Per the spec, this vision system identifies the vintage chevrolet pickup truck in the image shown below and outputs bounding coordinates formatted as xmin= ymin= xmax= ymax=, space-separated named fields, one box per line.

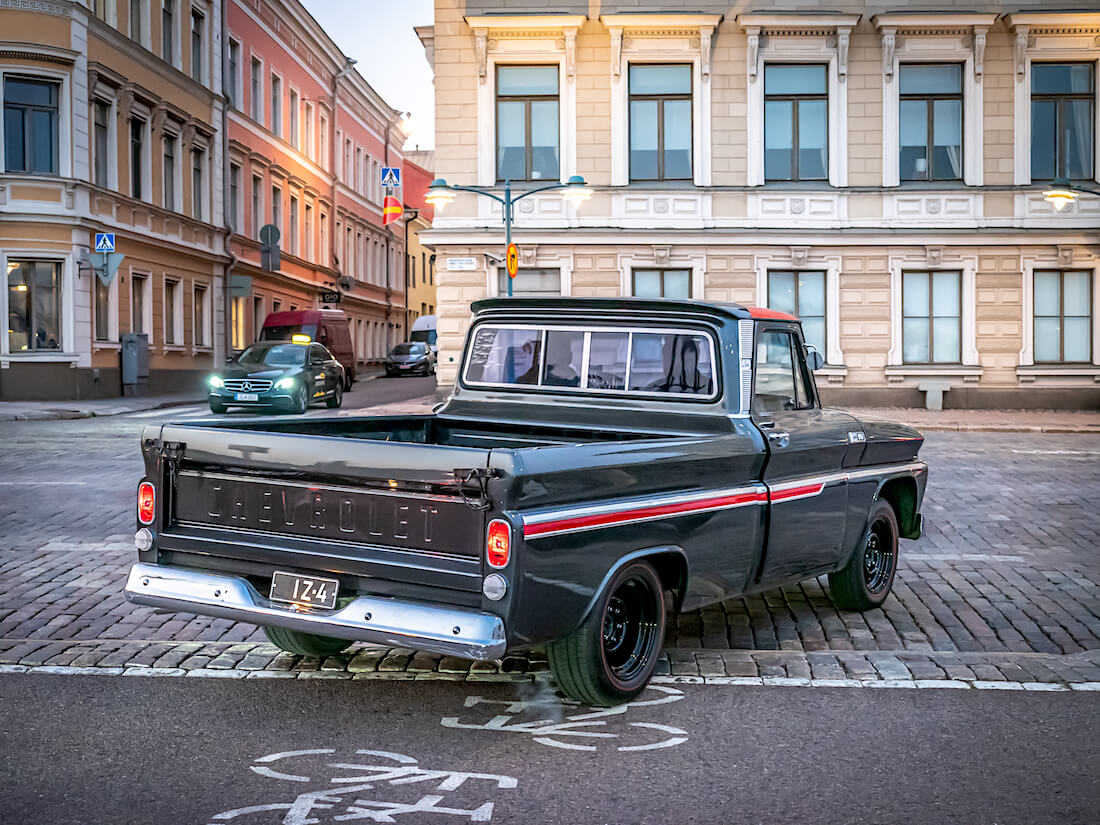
xmin=125 ymin=298 xmax=927 ymax=705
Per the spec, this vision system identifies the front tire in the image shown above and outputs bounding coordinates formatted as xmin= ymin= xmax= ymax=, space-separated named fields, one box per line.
xmin=209 ymin=400 xmax=227 ymax=414
xmin=326 ymin=383 xmax=343 ymax=408
xmin=292 ymin=385 xmax=309 ymax=414
xmin=547 ymin=561 xmax=665 ymax=707
xmin=264 ymin=626 xmax=352 ymax=657
xmin=828 ymin=499 xmax=899 ymax=611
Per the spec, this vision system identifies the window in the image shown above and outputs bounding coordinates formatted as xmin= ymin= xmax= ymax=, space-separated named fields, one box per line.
xmin=272 ymin=299 xmax=281 ymax=314
xmin=464 ymin=324 xmax=715 ymax=398
xmin=764 ymin=65 xmax=827 ymax=181
xmin=1031 ymin=63 xmax=1095 ymax=181
xmin=130 ymin=0 xmax=143 ymax=42
xmin=7 ymin=261 xmax=61 ymax=351
xmin=164 ymin=278 xmax=179 ymax=344
xmin=4 ymin=77 xmax=60 ymax=174
xmin=251 ymin=174 xmax=262 ymax=237
xmin=270 ymin=73 xmax=281 ymax=136
xmin=228 ymin=162 xmax=240 ymax=231
xmin=902 ymin=271 xmax=961 ymax=364
xmin=270 ymin=185 xmax=280 ymax=235
xmin=161 ymin=0 xmax=174 ymax=64
xmin=190 ymin=8 xmax=204 ymax=82
xmin=191 ymin=147 xmax=204 ymax=220
xmin=754 ymin=329 xmax=812 ymax=413
xmin=250 ymin=56 xmax=262 ymax=122
xmin=227 ymin=39 xmax=240 ymax=107
xmin=289 ymin=195 xmax=298 ymax=255
xmin=93 ymin=0 xmax=108 ymax=21
xmin=231 ymin=295 xmax=246 ymax=350
xmin=768 ymin=271 xmax=826 ymax=357
xmin=93 ymin=99 xmax=110 ymax=187
xmin=319 ymin=211 xmax=328 ymax=266
xmin=303 ymin=102 xmax=313 ymax=158
xmin=131 ymin=273 xmax=148 ymax=334
xmin=497 ymin=268 xmax=561 ymax=296
xmin=628 ymin=64 xmax=692 ymax=181
xmin=130 ymin=117 xmax=145 ymax=199
xmin=289 ymin=89 xmax=299 ymax=148
xmin=94 ymin=275 xmax=111 ymax=342
xmin=319 ymin=112 xmax=328 ymax=169
xmin=1034 ymin=270 xmax=1092 ymax=363
xmin=355 ymin=147 xmax=362 ymax=191
xmin=899 ymin=64 xmax=963 ymax=181
xmin=193 ymin=283 xmax=208 ymax=346
xmin=162 ymin=134 xmax=177 ymax=209
xmin=632 ymin=269 xmax=690 ymax=299
xmin=496 ymin=65 xmax=559 ymax=182
xmin=304 ymin=203 xmax=313 ymax=259
xmin=252 ymin=295 xmax=264 ymax=342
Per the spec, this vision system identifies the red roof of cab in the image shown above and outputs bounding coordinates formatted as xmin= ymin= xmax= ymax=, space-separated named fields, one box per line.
xmin=745 ymin=306 xmax=800 ymax=322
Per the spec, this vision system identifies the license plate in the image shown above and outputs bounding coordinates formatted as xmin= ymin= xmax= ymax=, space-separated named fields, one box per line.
xmin=235 ymin=392 xmax=259 ymax=401
xmin=399 ymin=364 xmax=413 ymax=369
xmin=269 ymin=571 xmax=339 ymax=609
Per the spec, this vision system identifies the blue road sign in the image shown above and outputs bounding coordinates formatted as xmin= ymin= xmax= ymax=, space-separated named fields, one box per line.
xmin=94 ymin=232 xmax=116 ymax=252
xmin=381 ymin=167 xmax=401 ymax=188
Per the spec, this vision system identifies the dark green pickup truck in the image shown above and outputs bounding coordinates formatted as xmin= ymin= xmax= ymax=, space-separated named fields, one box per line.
xmin=125 ymin=298 xmax=927 ymax=705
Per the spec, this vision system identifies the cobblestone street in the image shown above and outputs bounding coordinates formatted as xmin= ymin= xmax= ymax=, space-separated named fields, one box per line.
xmin=1 ymin=413 xmax=1098 ymax=687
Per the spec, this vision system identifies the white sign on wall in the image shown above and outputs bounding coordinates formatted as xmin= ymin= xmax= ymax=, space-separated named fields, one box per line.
xmin=446 ymin=257 xmax=477 ymax=271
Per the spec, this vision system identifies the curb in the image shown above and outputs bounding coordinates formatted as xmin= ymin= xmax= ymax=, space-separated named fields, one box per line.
xmin=0 ymin=396 xmax=198 ymax=422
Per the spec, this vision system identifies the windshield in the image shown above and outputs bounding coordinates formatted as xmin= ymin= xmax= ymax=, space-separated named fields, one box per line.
xmin=410 ymin=329 xmax=437 ymax=346
xmin=262 ymin=323 xmax=318 ymax=342
xmin=393 ymin=343 xmax=427 ymax=356
xmin=238 ymin=343 xmax=306 ymax=366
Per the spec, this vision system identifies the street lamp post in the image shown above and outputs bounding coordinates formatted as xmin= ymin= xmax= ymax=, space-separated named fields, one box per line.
xmin=424 ymin=176 xmax=592 ymax=296
xmin=1043 ymin=177 xmax=1100 ymax=211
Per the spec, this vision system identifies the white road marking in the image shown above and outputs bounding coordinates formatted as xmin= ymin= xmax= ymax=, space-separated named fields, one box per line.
xmin=1011 ymin=449 xmax=1100 ymax=456
xmin=0 ymin=481 xmax=88 ymax=485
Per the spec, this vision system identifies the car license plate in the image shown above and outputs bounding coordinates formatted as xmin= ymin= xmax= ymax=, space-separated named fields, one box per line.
xmin=235 ymin=392 xmax=259 ymax=401
xmin=399 ymin=364 xmax=413 ymax=369
xmin=269 ymin=571 xmax=339 ymax=609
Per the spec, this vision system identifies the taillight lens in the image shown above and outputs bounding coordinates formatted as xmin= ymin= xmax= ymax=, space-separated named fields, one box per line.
xmin=137 ymin=481 xmax=156 ymax=525
xmin=486 ymin=519 xmax=510 ymax=568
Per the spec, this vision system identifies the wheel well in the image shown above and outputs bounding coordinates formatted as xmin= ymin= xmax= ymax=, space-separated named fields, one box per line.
xmin=879 ymin=477 xmax=920 ymax=539
xmin=645 ymin=551 xmax=688 ymax=612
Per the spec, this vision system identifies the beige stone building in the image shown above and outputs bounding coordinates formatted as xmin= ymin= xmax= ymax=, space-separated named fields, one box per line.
xmin=422 ymin=2 xmax=1100 ymax=408
xmin=1 ymin=0 xmax=228 ymax=399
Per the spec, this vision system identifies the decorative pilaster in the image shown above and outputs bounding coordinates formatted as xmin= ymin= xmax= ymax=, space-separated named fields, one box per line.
xmin=973 ymin=26 xmax=987 ymax=79
xmin=746 ymin=27 xmax=760 ymax=81
xmin=837 ymin=27 xmax=850 ymax=81
xmin=609 ymin=27 xmax=622 ymax=78
xmin=474 ymin=28 xmax=487 ymax=84
xmin=564 ymin=27 xmax=577 ymax=80
xmin=881 ymin=28 xmax=896 ymax=81
xmin=1014 ymin=26 xmax=1029 ymax=78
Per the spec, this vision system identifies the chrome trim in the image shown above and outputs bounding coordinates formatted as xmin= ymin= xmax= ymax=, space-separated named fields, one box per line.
xmin=223 ymin=379 xmax=274 ymax=392
xmin=845 ymin=461 xmax=926 ymax=483
xmin=124 ymin=563 xmax=507 ymax=661
xmin=737 ymin=319 xmax=754 ymax=415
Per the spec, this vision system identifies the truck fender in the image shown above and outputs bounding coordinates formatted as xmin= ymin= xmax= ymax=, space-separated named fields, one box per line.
xmin=576 ymin=545 xmax=689 ymax=628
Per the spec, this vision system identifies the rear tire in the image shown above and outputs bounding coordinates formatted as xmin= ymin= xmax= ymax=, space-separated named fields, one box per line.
xmin=264 ymin=626 xmax=352 ymax=657
xmin=828 ymin=499 xmax=899 ymax=611
xmin=209 ymin=401 xmax=226 ymax=414
xmin=326 ymin=383 xmax=343 ymax=408
xmin=547 ymin=560 xmax=665 ymax=707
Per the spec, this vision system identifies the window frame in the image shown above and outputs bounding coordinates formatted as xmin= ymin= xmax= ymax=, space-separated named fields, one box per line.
xmin=460 ymin=322 xmax=721 ymax=402
xmin=189 ymin=6 xmax=205 ymax=84
xmin=129 ymin=269 xmax=153 ymax=342
xmin=898 ymin=62 xmax=964 ymax=182
xmin=3 ymin=75 xmax=61 ymax=176
xmin=163 ymin=275 xmax=182 ymax=346
xmin=901 ymin=269 xmax=963 ymax=365
xmin=250 ymin=172 xmax=263 ymax=238
xmin=752 ymin=326 xmax=818 ymax=413
xmin=631 ymin=268 xmax=693 ymax=299
xmin=270 ymin=71 xmax=282 ymax=137
xmin=1033 ymin=269 xmax=1093 ymax=364
xmin=6 ymin=258 xmax=63 ymax=352
xmin=1030 ymin=61 xmax=1096 ymax=182
xmin=129 ymin=115 xmax=148 ymax=200
xmin=161 ymin=0 xmax=176 ymax=68
xmin=249 ymin=53 xmax=263 ymax=124
xmin=494 ymin=63 xmax=560 ymax=184
xmin=627 ymin=63 xmax=693 ymax=182
xmin=191 ymin=143 xmax=206 ymax=221
xmin=766 ymin=270 xmax=827 ymax=357
xmin=93 ymin=97 xmax=111 ymax=188
xmin=162 ymin=130 xmax=179 ymax=211
xmin=92 ymin=270 xmax=118 ymax=344
xmin=192 ymin=281 xmax=210 ymax=349
xmin=763 ymin=63 xmax=830 ymax=183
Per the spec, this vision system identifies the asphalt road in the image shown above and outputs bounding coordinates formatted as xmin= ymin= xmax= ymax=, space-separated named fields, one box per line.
xmin=1 ymin=674 xmax=1096 ymax=825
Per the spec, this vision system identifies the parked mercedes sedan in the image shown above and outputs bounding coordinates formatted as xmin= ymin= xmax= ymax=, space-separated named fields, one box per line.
xmin=384 ymin=342 xmax=436 ymax=377
xmin=207 ymin=340 xmax=345 ymax=414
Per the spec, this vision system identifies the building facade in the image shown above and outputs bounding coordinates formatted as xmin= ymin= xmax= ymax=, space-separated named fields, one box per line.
xmin=424 ymin=1 xmax=1100 ymax=408
xmin=1 ymin=0 xmax=227 ymax=399
xmin=225 ymin=0 xmax=406 ymax=367
xmin=403 ymin=151 xmax=436 ymax=333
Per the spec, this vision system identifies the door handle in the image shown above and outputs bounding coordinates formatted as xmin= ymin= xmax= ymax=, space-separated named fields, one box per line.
xmin=767 ymin=430 xmax=790 ymax=449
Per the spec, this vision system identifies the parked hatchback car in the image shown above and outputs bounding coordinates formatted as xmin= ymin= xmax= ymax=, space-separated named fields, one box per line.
xmin=384 ymin=342 xmax=436 ymax=377
xmin=208 ymin=340 xmax=345 ymax=414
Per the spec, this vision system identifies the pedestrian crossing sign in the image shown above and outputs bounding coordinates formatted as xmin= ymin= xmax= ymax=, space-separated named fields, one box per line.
xmin=380 ymin=167 xmax=401 ymax=188
xmin=94 ymin=232 xmax=116 ymax=252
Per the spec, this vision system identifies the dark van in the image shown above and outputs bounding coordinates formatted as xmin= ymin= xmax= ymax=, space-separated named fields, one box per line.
xmin=260 ymin=309 xmax=355 ymax=388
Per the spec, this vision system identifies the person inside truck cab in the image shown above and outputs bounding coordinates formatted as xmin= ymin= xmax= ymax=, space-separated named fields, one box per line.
xmin=541 ymin=333 xmax=581 ymax=387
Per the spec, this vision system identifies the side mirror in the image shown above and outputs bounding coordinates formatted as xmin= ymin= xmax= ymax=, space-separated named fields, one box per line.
xmin=806 ymin=346 xmax=825 ymax=371
xmin=225 ymin=356 xmax=235 ymax=364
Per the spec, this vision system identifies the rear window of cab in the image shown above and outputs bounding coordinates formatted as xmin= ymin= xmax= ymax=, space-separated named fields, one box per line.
xmin=462 ymin=323 xmax=718 ymax=400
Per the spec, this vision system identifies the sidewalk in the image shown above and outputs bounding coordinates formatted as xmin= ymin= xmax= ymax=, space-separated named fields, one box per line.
xmin=847 ymin=407 xmax=1100 ymax=433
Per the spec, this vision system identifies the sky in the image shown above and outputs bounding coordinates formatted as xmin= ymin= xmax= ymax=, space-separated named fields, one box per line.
xmin=301 ymin=0 xmax=435 ymax=151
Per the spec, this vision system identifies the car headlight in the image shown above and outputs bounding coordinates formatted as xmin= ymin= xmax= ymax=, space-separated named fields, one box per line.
xmin=208 ymin=375 xmax=224 ymax=388
xmin=275 ymin=377 xmax=295 ymax=389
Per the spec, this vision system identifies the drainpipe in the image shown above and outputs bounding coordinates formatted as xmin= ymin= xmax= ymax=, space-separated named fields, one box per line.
xmin=330 ymin=58 xmax=356 ymax=305
xmin=383 ymin=116 xmax=393 ymax=352
xmin=220 ymin=0 xmax=237 ymax=360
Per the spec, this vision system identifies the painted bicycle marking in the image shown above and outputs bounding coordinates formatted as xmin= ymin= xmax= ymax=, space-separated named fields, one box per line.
xmin=439 ymin=684 xmax=689 ymax=752
xmin=206 ymin=748 xmax=517 ymax=824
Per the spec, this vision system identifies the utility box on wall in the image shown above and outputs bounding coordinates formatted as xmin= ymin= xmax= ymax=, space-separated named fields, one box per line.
xmin=121 ymin=333 xmax=149 ymax=396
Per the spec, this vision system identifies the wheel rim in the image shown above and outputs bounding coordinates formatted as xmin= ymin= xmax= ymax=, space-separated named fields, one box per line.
xmin=862 ymin=518 xmax=895 ymax=594
xmin=335 ymin=386 xmax=342 ymax=403
xmin=601 ymin=573 xmax=660 ymax=684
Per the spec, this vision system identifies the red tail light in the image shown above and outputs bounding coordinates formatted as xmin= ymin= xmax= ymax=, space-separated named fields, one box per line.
xmin=138 ymin=481 xmax=156 ymax=525
xmin=486 ymin=519 xmax=510 ymax=568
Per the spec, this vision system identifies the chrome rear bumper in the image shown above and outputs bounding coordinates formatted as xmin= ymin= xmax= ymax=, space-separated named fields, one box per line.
xmin=124 ymin=563 xmax=506 ymax=661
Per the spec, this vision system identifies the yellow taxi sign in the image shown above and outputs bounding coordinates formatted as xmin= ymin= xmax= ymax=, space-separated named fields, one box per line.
xmin=291 ymin=334 xmax=312 ymax=344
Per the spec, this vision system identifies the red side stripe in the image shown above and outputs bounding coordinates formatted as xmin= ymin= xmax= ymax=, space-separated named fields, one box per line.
xmin=523 ymin=491 xmax=767 ymax=538
xmin=769 ymin=482 xmax=825 ymax=502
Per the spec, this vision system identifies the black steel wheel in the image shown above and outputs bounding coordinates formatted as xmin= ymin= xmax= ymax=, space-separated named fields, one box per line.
xmin=326 ymin=383 xmax=343 ymax=409
xmin=828 ymin=499 xmax=899 ymax=611
xmin=264 ymin=626 xmax=352 ymax=658
xmin=547 ymin=560 xmax=665 ymax=706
